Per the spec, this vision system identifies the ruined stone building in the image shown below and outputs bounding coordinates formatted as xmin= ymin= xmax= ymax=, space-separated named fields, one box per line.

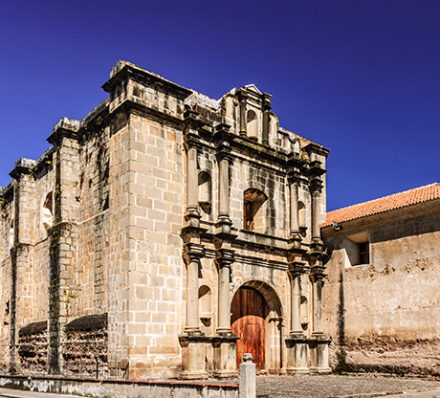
xmin=322 ymin=183 xmax=440 ymax=376
xmin=0 ymin=61 xmax=331 ymax=379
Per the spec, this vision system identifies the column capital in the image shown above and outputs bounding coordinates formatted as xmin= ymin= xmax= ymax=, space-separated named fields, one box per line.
xmin=183 ymin=106 xmax=204 ymax=130
xmin=288 ymin=262 xmax=309 ymax=277
xmin=310 ymin=265 xmax=326 ymax=282
xmin=185 ymin=242 xmax=205 ymax=263
xmin=214 ymin=123 xmax=234 ymax=155
xmin=237 ymin=89 xmax=249 ymax=102
xmin=216 ymin=248 xmax=235 ymax=268
xmin=262 ymin=93 xmax=272 ymax=111
xmin=310 ymin=177 xmax=323 ymax=194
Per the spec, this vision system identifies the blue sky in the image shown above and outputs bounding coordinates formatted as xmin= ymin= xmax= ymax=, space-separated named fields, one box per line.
xmin=1 ymin=0 xmax=439 ymax=211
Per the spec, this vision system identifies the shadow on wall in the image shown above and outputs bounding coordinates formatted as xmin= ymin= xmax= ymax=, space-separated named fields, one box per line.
xmin=335 ymin=271 xmax=348 ymax=373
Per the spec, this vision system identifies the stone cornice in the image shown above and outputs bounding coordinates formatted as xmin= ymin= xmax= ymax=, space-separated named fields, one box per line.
xmin=9 ymin=158 xmax=36 ymax=180
xmin=304 ymin=142 xmax=330 ymax=158
xmin=47 ymin=117 xmax=80 ymax=145
xmin=102 ymin=61 xmax=192 ymax=100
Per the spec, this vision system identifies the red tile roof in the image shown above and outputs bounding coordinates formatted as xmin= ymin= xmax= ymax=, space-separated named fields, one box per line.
xmin=322 ymin=183 xmax=440 ymax=228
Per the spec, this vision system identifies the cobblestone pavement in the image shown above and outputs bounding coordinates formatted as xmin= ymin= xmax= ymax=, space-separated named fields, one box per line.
xmin=256 ymin=375 xmax=440 ymax=398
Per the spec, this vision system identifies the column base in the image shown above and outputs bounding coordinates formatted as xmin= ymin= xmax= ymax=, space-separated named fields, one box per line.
xmin=286 ymin=367 xmax=310 ymax=375
xmin=212 ymin=335 xmax=239 ymax=379
xmin=179 ymin=335 xmax=210 ymax=380
xmin=285 ymin=334 xmax=309 ymax=374
xmin=309 ymin=367 xmax=332 ymax=374
xmin=180 ymin=370 xmax=209 ymax=380
xmin=308 ymin=334 xmax=331 ymax=374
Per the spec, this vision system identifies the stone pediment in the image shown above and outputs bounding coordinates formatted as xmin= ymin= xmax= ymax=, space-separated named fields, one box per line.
xmin=244 ymin=84 xmax=263 ymax=95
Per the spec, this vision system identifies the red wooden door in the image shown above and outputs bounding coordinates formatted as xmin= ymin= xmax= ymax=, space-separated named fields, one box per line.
xmin=231 ymin=287 xmax=265 ymax=369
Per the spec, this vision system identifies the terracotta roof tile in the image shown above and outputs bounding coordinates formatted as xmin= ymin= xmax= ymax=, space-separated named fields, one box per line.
xmin=322 ymin=183 xmax=440 ymax=228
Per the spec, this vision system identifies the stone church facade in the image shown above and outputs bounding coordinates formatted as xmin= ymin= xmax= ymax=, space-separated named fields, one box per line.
xmin=0 ymin=61 xmax=330 ymax=379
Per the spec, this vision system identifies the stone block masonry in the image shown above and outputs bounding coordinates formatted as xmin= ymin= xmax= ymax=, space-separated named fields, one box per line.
xmin=0 ymin=60 xmax=331 ymax=379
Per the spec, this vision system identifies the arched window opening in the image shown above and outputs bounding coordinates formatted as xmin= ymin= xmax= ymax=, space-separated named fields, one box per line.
xmin=42 ymin=192 xmax=54 ymax=232
xmin=246 ymin=110 xmax=258 ymax=140
xmin=298 ymin=201 xmax=306 ymax=230
xmin=243 ymin=189 xmax=267 ymax=232
xmin=198 ymin=171 xmax=212 ymax=216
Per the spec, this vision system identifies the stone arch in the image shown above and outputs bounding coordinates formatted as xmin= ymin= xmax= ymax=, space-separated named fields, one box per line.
xmin=231 ymin=280 xmax=283 ymax=372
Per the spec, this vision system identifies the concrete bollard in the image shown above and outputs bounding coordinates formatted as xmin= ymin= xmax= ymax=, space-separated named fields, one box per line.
xmin=239 ymin=353 xmax=256 ymax=398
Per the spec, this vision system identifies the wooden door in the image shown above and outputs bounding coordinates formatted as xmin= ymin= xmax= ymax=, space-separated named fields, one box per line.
xmin=231 ymin=287 xmax=265 ymax=369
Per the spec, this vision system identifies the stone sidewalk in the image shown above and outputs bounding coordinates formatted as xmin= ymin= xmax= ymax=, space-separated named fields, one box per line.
xmin=1 ymin=374 xmax=440 ymax=398
xmin=0 ymin=389 xmax=78 ymax=398
xmin=256 ymin=375 xmax=440 ymax=398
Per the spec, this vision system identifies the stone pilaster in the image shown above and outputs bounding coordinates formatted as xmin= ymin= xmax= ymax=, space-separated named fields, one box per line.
xmin=184 ymin=107 xmax=202 ymax=227
xmin=238 ymin=92 xmax=247 ymax=136
xmin=311 ymin=182 xmax=322 ymax=243
xmin=215 ymin=124 xmax=234 ymax=236
xmin=309 ymin=264 xmax=331 ymax=373
xmin=184 ymin=243 xmax=205 ymax=335
xmin=285 ymin=262 xmax=309 ymax=374
xmin=180 ymin=244 xmax=208 ymax=379
xmin=46 ymin=117 xmax=81 ymax=374
xmin=262 ymin=93 xmax=272 ymax=145
xmin=213 ymin=248 xmax=238 ymax=378
xmin=8 ymin=161 xmax=36 ymax=373
xmin=216 ymin=249 xmax=234 ymax=335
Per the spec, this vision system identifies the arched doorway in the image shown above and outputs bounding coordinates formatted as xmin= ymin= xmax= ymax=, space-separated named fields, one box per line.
xmin=231 ymin=281 xmax=283 ymax=372
xmin=231 ymin=286 xmax=266 ymax=369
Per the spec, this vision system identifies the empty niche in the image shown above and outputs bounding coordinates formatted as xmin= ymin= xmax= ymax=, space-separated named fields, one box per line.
xmin=198 ymin=171 xmax=212 ymax=217
xmin=292 ymin=138 xmax=301 ymax=157
xmin=247 ymin=110 xmax=259 ymax=140
xmin=243 ymin=188 xmax=268 ymax=233
xmin=269 ymin=113 xmax=279 ymax=144
xmin=199 ymin=285 xmax=212 ymax=328
xmin=42 ymin=192 xmax=54 ymax=232
xmin=298 ymin=201 xmax=306 ymax=231
xmin=300 ymin=296 xmax=308 ymax=331
xmin=223 ymin=95 xmax=237 ymax=125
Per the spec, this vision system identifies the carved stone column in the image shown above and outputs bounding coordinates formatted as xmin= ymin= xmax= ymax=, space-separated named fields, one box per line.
xmin=186 ymin=146 xmax=199 ymax=221
xmin=216 ymin=249 xmax=234 ymax=335
xmin=184 ymin=243 xmax=204 ymax=334
xmin=309 ymin=264 xmax=331 ymax=373
xmin=289 ymin=177 xmax=303 ymax=251
xmin=286 ymin=263 xmax=309 ymax=374
xmin=218 ymin=156 xmax=231 ymax=224
xmin=215 ymin=125 xmax=234 ymax=235
xmin=180 ymin=242 xmax=208 ymax=379
xmin=238 ymin=92 xmax=247 ymax=136
xmin=262 ymin=93 xmax=272 ymax=145
xmin=213 ymin=248 xmax=238 ymax=378
xmin=311 ymin=184 xmax=322 ymax=242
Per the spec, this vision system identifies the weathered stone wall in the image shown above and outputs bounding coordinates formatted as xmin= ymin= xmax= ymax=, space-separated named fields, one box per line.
xmin=322 ymin=203 xmax=440 ymax=375
xmin=0 ymin=61 xmax=330 ymax=379
xmin=63 ymin=314 xmax=108 ymax=377
xmin=17 ymin=321 xmax=48 ymax=373
xmin=120 ymin=112 xmax=186 ymax=378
